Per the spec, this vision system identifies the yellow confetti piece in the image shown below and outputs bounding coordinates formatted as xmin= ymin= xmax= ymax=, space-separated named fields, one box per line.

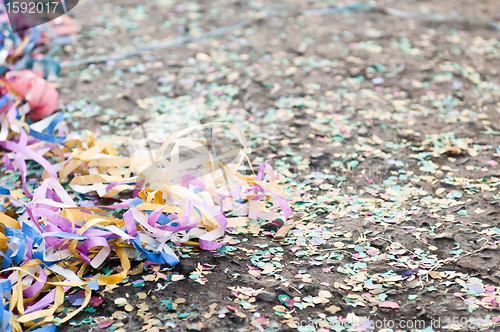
xmin=203 ymin=303 xmax=218 ymax=319
xmin=436 ymin=188 xmax=445 ymax=195
xmin=318 ymin=291 xmax=332 ymax=298
xmin=136 ymin=303 xmax=150 ymax=312
xmin=325 ymin=305 xmax=341 ymax=314
xmin=171 ymin=274 xmax=185 ymax=282
xmin=114 ymin=298 xmax=128 ymax=305
xmin=112 ymin=311 xmax=127 ymax=320
xmin=312 ymin=297 xmax=324 ymax=304
xmin=273 ymin=305 xmax=286 ymax=313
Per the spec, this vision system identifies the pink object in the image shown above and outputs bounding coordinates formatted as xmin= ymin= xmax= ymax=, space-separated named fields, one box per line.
xmin=98 ymin=320 xmax=112 ymax=328
xmin=485 ymin=285 xmax=496 ymax=293
xmin=89 ymin=296 xmax=104 ymax=307
xmin=378 ymin=301 xmax=400 ymax=309
xmin=48 ymin=15 xmax=78 ymax=36
xmin=488 ymin=160 xmax=498 ymax=167
xmin=5 ymin=70 xmax=58 ymax=120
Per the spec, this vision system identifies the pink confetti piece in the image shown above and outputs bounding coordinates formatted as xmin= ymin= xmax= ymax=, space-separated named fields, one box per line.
xmin=378 ymin=301 xmax=400 ymax=309
xmin=98 ymin=320 xmax=112 ymax=328
xmin=90 ymin=297 xmax=104 ymax=307
xmin=321 ymin=266 xmax=335 ymax=273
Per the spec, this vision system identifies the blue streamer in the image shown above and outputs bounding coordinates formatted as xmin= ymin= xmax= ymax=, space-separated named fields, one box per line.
xmin=0 ymin=280 xmax=12 ymax=332
xmin=29 ymin=112 xmax=66 ymax=143
xmin=31 ymin=325 xmax=57 ymax=332
xmin=132 ymin=236 xmax=179 ymax=266
xmin=1 ymin=228 xmax=26 ymax=269
xmin=129 ymin=197 xmax=172 ymax=225
xmin=44 ymin=112 xmax=65 ymax=134
xmin=29 ymin=130 xmax=66 ymax=144
xmin=0 ymin=93 xmax=14 ymax=112
xmin=0 ymin=280 xmax=11 ymax=294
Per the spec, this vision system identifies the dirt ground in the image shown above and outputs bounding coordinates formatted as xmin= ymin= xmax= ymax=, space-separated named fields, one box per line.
xmin=45 ymin=0 xmax=500 ymax=330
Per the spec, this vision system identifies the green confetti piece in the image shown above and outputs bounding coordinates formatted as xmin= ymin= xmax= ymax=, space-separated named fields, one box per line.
xmin=278 ymin=294 xmax=290 ymax=304
xmin=347 ymin=160 xmax=359 ymax=168
xmin=302 ymin=296 xmax=314 ymax=303
xmin=178 ymin=312 xmax=191 ymax=319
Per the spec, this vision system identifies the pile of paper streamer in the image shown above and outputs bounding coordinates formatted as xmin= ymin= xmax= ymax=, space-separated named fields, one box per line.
xmin=0 ymin=12 xmax=291 ymax=332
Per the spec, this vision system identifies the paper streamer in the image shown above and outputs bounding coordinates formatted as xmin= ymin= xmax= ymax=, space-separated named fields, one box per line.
xmin=0 ymin=119 xmax=291 ymax=331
